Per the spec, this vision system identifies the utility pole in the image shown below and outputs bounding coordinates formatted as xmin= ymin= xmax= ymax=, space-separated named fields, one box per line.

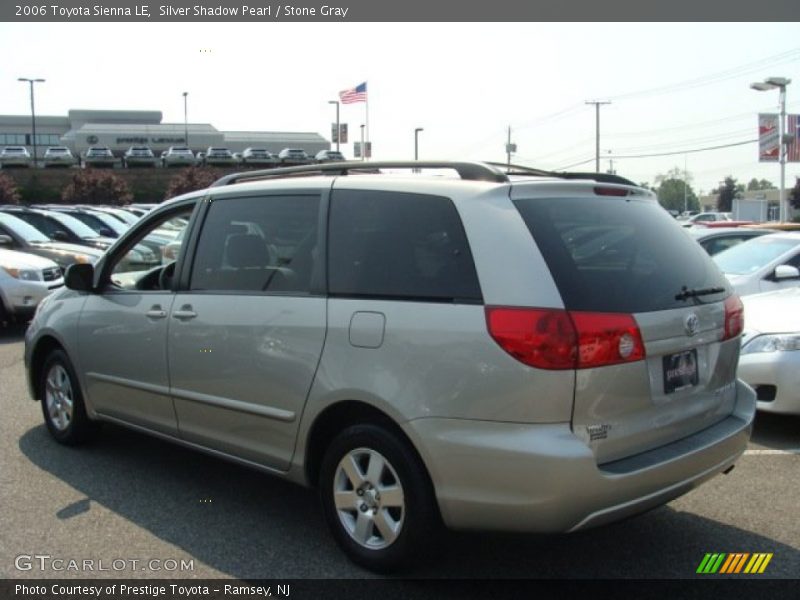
xmin=18 ymin=78 xmax=45 ymax=168
xmin=505 ymin=126 xmax=517 ymax=168
xmin=586 ymin=100 xmax=611 ymax=172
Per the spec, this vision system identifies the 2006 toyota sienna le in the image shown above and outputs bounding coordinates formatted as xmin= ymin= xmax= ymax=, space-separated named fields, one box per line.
xmin=25 ymin=161 xmax=756 ymax=572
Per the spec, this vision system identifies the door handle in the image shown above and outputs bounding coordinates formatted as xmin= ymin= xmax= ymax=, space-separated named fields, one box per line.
xmin=145 ymin=306 xmax=167 ymax=319
xmin=173 ymin=305 xmax=197 ymax=320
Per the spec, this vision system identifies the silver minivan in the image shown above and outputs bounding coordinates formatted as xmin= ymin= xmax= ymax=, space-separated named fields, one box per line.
xmin=25 ymin=161 xmax=755 ymax=571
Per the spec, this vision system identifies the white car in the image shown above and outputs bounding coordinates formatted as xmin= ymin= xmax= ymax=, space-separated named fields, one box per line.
xmin=0 ymin=146 xmax=32 ymax=168
xmin=241 ymin=148 xmax=277 ymax=167
xmin=0 ymin=248 xmax=63 ymax=324
xmin=713 ymin=232 xmax=800 ymax=296
xmin=739 ymin=287 xmax=800 ymax=414
xmin=162 ymin=146 xmax=195 ymax=168
xmin=681 ymin=212 xmax=732 ymax=228
xmin=43 ymin=147 xmax=76 ymax=168
xmin=83 ymin=147 xmax=116 ymax=168
xmin=204 ymin=147 xmax=236 ymax=166
xmin=123 ymin=146 xmax=158 ymax=168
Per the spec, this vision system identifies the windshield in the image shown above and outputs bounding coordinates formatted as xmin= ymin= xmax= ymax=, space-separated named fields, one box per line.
xmin=50 ymin=212 xmax=104 ymax=238
xmin=713 ymin=236 xmax=800 ymax=275
xmin=88 ymin=211 xmax=127 ymax=234
xmin=0 ymin=212 xmax=50 ymax=243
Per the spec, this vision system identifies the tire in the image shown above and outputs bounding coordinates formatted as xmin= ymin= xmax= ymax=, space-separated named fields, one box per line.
xmin=40 ymin=349 xmax=98 ymax=445
xmin=319 ymin=423 xmax=440 ymax=573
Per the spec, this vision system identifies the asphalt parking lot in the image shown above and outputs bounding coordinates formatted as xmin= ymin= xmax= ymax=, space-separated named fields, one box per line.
xmin=1 ymin=323 xmax=798 ymax=580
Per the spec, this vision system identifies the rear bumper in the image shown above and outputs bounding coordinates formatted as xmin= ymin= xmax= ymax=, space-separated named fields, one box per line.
xmin=407 ymin=379 xmax=756 ymax=533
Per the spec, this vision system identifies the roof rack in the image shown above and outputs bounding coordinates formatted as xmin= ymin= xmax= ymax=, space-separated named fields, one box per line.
xmin=485 ymin=162 xmax=637 ymax=186
xmin=210 ymin=160 xmax=639 ymax=188
xmin=210 ymin=161 xmax=511 ymax=187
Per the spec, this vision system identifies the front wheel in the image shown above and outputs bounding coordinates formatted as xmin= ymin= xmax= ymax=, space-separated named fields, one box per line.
xmin=40 ymin=349 xmax=98 ymax=445
xmin=319 ymin=423 xmax=440 ymax=572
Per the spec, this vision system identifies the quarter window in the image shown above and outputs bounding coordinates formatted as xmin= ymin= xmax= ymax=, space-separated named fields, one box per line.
xmin=328 ymin=190 xmax=482 ymax=303
xmin=190 ymin=194 xmax=321 ymax=294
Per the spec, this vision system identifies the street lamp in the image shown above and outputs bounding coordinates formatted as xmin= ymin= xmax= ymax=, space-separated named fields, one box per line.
xmin=18 ymin=78 xmax=45 ymax=168
xmin=750 ymin=76 xmax=791 ymax=221
xmin=182 ymin=92 xmax=189 ymax=148
xmin=414 ymin=128 xmax=424 ymax=160
xmin=328 ymin=100 xmax=340 ymax=152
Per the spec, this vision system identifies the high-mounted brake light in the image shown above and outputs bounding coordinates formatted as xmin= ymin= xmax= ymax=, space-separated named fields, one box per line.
xmin=593 ymin=186 xmax=630 ymax=197
xmin=485 ymin=307 xmax=646 ymax=370
xmin=723 ymin=295 xmax=744 ymax=340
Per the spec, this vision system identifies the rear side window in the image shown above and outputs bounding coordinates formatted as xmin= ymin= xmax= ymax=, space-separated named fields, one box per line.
xmin=328 ymin=190 xmax=482 ymax=303
xmin=514 ymin=196 xmax=729 ymax=313
xmin=190 ymin=194 xmax=320 ymax=294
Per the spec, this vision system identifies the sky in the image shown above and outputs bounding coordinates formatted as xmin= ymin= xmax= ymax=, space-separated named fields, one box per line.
xmin=1 ymin=22 xmax=799 ymax=195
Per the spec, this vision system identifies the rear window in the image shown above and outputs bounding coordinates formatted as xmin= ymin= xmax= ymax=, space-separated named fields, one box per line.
xmin=513 ymin=196 xmax=729 ymax=313
xmin=329 ymin=190 xmax=482 ymax=303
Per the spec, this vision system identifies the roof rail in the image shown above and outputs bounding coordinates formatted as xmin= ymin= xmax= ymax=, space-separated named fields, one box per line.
xmin=210 ymin=161 xmax=510 ymax=187
xmin=485 ymin=162 xmax=638 ymax=186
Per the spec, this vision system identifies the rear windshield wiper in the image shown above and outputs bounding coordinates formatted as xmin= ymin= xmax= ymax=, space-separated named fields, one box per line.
xmin=675 ymin=286 xmax=725 ymax=301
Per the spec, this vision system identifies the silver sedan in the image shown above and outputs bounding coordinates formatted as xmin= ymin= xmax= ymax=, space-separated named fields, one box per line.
xmin=739 ymin=287 xmax=800 ymax=414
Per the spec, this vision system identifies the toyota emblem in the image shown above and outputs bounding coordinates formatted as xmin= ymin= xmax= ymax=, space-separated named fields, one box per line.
xmin=684 ymin=313 xmax=699 ymax=336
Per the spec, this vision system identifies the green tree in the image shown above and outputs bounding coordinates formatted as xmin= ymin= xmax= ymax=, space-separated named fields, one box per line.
xmin=712 ymin=176 xmax=745 ymax=212
xmin=164 ymin=166 xmax=221 ymax=200
xmin=790 ymin=177 xmax=800 ymax=211
xmin=62 ymin=169 xmax=133 ymax=205
xmin=0 ymin=173 xmax=20 ymax=204
xmin=746 ymin=178 xmax=775 ymax=191
xmin=654 ymin=167 xmax=699 ymax=213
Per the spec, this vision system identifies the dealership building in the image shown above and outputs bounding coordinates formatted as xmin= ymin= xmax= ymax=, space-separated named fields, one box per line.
xmin=0 ymin=109 xmax=329 ymax=159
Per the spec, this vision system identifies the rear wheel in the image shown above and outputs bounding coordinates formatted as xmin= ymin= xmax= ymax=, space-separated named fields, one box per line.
xmin=319 ymin=423 xmax=439 ymax=572
xmin=40 ymin=349 xmax=98 ymax=445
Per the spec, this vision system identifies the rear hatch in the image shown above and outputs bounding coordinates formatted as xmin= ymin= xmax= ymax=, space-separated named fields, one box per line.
xmin=511 ymin=185 xmax=742 ymax=463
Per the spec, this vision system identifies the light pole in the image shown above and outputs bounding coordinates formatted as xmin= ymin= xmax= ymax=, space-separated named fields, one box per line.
xmin=360 ymin=124 xmax=365 ymax=161
xmin=182 ymin=92 xmax=189 ymax=148
xmin=328 ymin=100 xmax=340 ymax=152
xmin=18 ymin=78 xmax=45 ymax=168
xmin=414 ymin=128 xmax=423 ymax=160
xmin=751 ymin=76 xmax=791 ymax=221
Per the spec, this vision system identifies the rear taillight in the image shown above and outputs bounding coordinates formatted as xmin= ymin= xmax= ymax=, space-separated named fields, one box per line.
xmin=723 ymin=295 xmax=744 ymax=340
xmin=486 ymin=307 xmax=646 ymax=370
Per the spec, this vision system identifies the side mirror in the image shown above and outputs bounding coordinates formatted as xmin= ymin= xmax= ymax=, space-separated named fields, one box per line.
xmin=773 ymin=265 xmax=800 ymax=280
xmin=0 ymin=234 xmax=13 ymax=246
xmin=64 ymin=263 xmax=94 ymax=292
xmin=52 ymin=230 xmax=70 ymax=242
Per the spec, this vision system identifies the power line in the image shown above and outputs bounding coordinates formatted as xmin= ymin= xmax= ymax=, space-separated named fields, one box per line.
xmin=608 ymin=139 xmax=757 ymax=160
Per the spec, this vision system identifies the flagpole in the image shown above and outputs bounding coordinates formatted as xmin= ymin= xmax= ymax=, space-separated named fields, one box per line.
xmin=365 ymin=82 xmax=369 ymax=159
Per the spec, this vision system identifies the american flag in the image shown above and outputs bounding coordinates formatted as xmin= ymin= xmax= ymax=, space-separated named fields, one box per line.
xmin=339 ymin=82 xmax=367 ymax=104
xmin=788 ymin=114 xmax=800 ymax=162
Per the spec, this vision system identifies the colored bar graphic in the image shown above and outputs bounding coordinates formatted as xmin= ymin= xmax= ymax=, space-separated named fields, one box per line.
xmin=698 ymin=552 xmax=772 ymax=574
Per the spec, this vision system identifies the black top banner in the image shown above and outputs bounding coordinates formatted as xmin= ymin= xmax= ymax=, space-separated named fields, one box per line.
xmin=3 ymin=0 xmax=800 ymax=21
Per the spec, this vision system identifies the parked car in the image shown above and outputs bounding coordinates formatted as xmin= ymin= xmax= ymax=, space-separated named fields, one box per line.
xmin=713 ymin=232 xmax=800 ymax=296
xmin=43 ymin=206 xmax=127 ymax=238
xmin=681 ymin=212 xmax=732 ymax=227
xmin=0 ymin=211 xmax=100 ymax=272
xmin=739 ymin=287 xmax=800 ymax=415
xmin=0 ymin=207 xmax=157 ymax=271
xmin=0 ymin=248 xmax=63 ymax=324
xmin=24 ymin=161 xmax=755 ymax=572
xmin=162 ymin=146 xmax=195 ymax=168
xmin=241 ymin=148 xmax=278 ymax=167
xmin=83 ymin=147 xmax=116 ymax=168
xmin=0 ymin=146 xmax=32 ymax=168
xmin=204 ymin=147 xmax=236 ymax=166
xmin=123 ymin=146 xmax=158 ymax=168
xmin=687 ymin=226 xmax=775 ymax=256
xmin=42 ymin=147 xmax=76 ymax=168
xmin=277 ymin=148 xmax=310 ymax=165
xmin=315 ymin=150 xmax=346 ymax=163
